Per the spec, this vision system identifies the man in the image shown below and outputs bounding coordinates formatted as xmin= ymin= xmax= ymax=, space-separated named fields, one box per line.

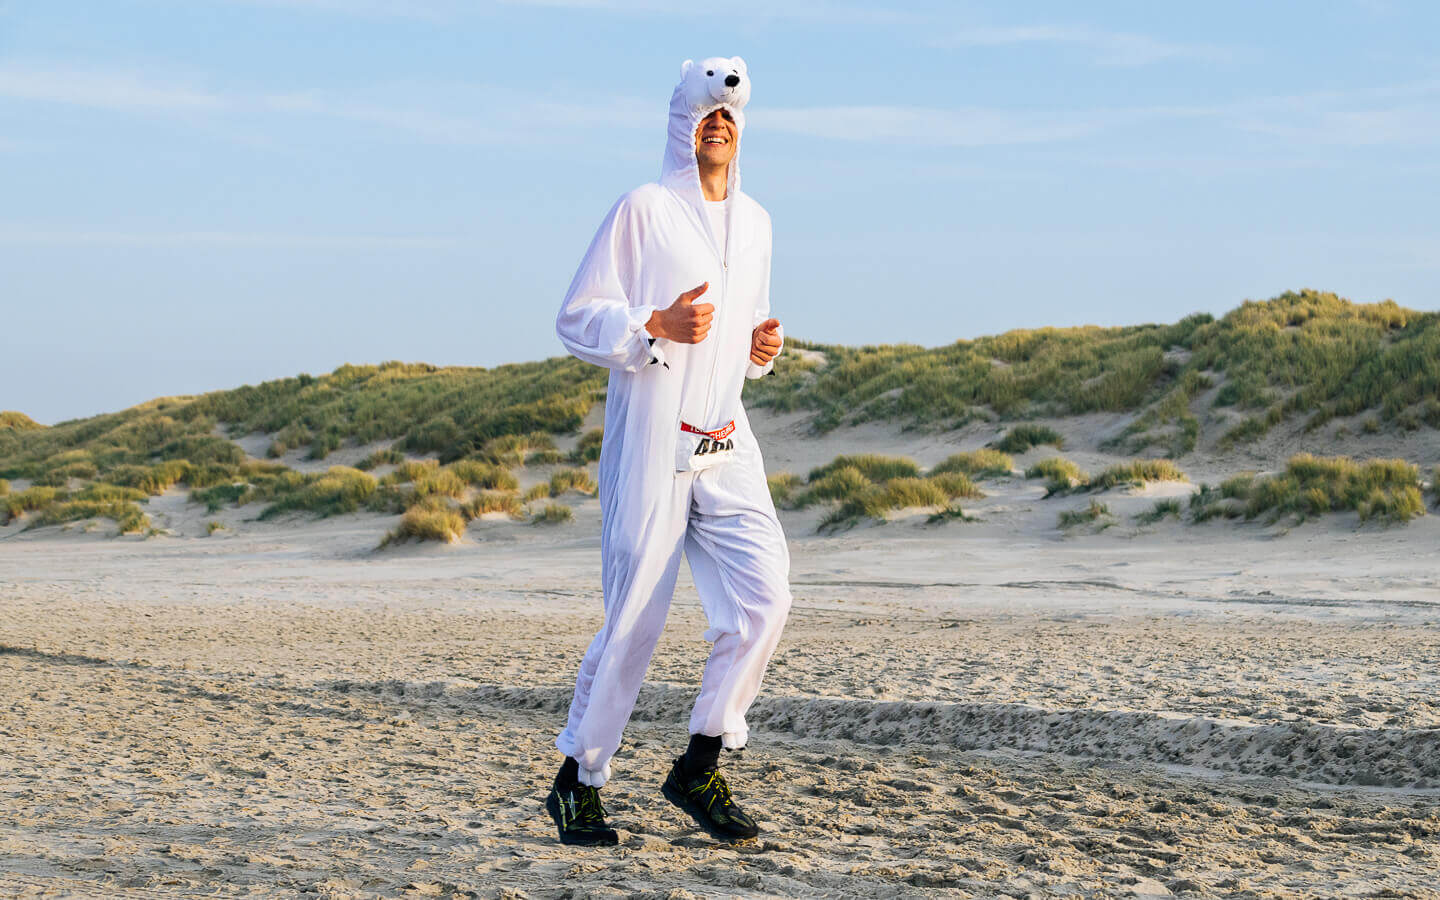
xmin=548 ymin=56 xmax=791 ymax=846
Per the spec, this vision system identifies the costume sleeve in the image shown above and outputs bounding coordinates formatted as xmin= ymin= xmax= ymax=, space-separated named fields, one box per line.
xmin=745 ymin=230 xmax=781 ymax=380
xmin=556 ymin=195 xmax=668 ymax=373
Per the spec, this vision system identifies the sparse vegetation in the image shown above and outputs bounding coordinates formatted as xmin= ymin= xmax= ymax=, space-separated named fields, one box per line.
xmin=1058 ymin=500 xmax=1113 ymax=530
xmin=0 ymin=411 xmax=44 ymax=430
xmin=1188 ymin=454 xmax=1425 ymax=525
xmin=548 ymin=467 xmax=597 ymax=497
xmin=1025 ymin=457 xmax=1089 ymax=497
xmin=380 ymin=497 xmax=466 ymax=547
xmin=930 ymin=449 xmax=1014 ymax=479
xmin=1135 ymin=498 xmax=1183 ymax=525
xmin=0 ymin=478 xmax=9 ymax=496
xmin=572 ymin=428 xmax=603 ymax=463
xmin=461 ymin=491 xmax=524 ymax=519
xmin=1088 ymin=459 xmax=1188 ymax=492
xmin=28 ymin=499 xmax=150 ymax=534
xmin=992 ymin=425 xmax=1065 ymax=454
xmin=5 ymin=292 xmax=1439 ymax=539
xmin=807 ymin=454 xmax=920 ymax=483
xmin=259 ymin=466 xmax=377 ymax=520
xmin=522 ymin=483 xmax=552 ymax=503
xmin=533 ymin=503 xmax=573 ymax=524
xmin=206 ymin=520 xmax=224 ymax=535
xmin=448 ymin=459 xmax=518 ymax=491
xmin=355 ymin=448 xmax=404 ymax=471
xmin=767 ymin=472 xmax=802 ymax=507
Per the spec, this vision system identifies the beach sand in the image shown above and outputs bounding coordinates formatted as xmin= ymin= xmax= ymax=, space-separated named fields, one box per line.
xmin=3 ymin=411 xmax=1439 ymax=897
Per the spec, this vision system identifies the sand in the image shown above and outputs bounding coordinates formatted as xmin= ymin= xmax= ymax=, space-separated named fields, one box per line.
xmin=2 ymin=416 xmax=1439 ymax=898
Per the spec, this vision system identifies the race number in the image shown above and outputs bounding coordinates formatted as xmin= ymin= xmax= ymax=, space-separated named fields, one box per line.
xmin=676 ymin=420 xmax=737 ymax=472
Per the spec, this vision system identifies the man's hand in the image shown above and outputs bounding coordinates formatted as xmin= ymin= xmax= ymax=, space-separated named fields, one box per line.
xmin=750 ymin=318 xmax=782 ymax=366
xmin=646 ymin=283 xmax=714 ymax=344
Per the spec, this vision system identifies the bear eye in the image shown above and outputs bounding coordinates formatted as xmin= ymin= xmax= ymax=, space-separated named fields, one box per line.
xmin=706 ymin=70 xmax=714 ymax=77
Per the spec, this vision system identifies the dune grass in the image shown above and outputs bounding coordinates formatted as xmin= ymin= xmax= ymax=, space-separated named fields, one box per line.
xmin=548 ymin=467 xmax=597 ymax=497
xmin=461 ymin=491 xmax=525 ymax=519
xmin=533 ymin=502 xmax=573 ymax=524
xmin=259 ymin=466 xmax=377 ymax=520
xmin=1135 ymin=498 xmax=1183 ymax=525
xmin=0 ymin=478 xmax=8 ymax=496
xmin=1058 ymin=499 xmax=1113 ymax=530
xmin=1088 ymin=459 xmax=1188 ymax=492
xmin=992 ymin=424 xmax=1065 ymax=454
xmin=807 ymin=454 xmax=920 ymax=483
xmin=1189 ymin=454 xmax=1425 ymax=525
xmin=815 ymin=471 xmax=983 ymax=531
xmin=355 ymin=448 xmax=405 ymax=471
xmin=28 ymin=500 xmax=151 ymax=534
xmin=379 ymin=497 xmax=466 ymax=547
xmin=930 ymin=449 xmax=1014 ymax=479
xmin=767 ymin=472 xmax=802 ymax=507
xmin=743 ymin=291 xmax=1440 ymax=455
xmin=572 ymin=428 xmax=603 ymax=463
xmin=1 ymin=411 xmax=44 ymax=430
xmin=485 ymin=432 xmax=560 ymax=467
xmin=1024 ymin=456 xmax=1089 ymax=497
xmin=448 ymin=459 xmax=518 ymax=491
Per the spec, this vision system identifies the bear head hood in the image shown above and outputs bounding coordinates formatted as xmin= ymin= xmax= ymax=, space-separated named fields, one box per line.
xmin=660 ymin=56 xmax=749 ymax=208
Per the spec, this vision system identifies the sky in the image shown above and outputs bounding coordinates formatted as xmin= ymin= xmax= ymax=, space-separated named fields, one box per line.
xmin=2 ymin=0 xmax=1438 ymax=424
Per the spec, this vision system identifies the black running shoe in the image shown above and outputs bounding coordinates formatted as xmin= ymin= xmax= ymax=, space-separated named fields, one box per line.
xmin=661 ymin=757 xmax=760 ymax=841
xmin=545 ymin=780 xmax=619 ymax=846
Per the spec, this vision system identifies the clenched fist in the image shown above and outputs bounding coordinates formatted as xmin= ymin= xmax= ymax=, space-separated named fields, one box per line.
xmin=645 ymin=283 xmax=714 ymax=344
xmin=750 ymin=318 xmax=782 ymax=366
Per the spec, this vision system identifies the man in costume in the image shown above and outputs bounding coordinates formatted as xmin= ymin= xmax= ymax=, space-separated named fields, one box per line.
xmin=548 ymin=55 xmax=791 ymax=845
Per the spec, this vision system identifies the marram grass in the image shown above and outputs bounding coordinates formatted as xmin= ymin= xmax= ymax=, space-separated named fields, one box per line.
xmin=930 ymin=449 xmax=1014 ymax=479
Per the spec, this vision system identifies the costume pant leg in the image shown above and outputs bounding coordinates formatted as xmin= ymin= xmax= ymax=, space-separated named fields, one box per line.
xmin=684 ymin=459 xmax=792 ymax=748
xmin=556 ymin=473 xmax=693 ymax=786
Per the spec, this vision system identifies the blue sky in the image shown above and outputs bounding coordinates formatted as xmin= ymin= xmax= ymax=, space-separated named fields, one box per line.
xmin=3 ymin=0 xmax=1437 ymax=424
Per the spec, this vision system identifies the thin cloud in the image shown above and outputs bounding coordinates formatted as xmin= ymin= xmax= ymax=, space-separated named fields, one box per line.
xmin=935 ymin=24 xmax=1234 ymax=67
xmin=0 ymin=65 xmax=224 ymax=112
xmin=0 ymin=227 xmax=471 ymax=249
xmin=754 ymin=104 xmax=1113 ymax=147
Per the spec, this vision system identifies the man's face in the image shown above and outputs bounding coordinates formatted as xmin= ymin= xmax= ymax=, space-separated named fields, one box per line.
xmin=694 ymin=108 xmax=738 ymax=169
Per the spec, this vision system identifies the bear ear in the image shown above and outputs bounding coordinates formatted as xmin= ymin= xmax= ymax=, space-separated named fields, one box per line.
xmin=731 ymin=56 xmax=747 ymax=74
xmin=680 ymin=59 xmax=694 ymax=80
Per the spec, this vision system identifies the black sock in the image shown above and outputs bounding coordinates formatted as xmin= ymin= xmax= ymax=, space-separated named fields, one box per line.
xmin=681 ymin=733 xmax=723 ymax=776
xmin=557 ymin=756 xmax=580 ymax=787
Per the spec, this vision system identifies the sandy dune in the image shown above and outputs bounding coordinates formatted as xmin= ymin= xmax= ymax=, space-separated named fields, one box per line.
xmin=3 ymin=471 xmax=1439 ymax=899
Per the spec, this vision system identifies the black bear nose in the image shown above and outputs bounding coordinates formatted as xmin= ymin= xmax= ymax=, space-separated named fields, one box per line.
xmin=724 ymin=74 xmax=740 ymax=87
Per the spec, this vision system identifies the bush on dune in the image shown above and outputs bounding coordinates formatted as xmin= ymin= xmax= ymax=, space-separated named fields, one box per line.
xmin=448 ymin=459 xmax=518 ymax=491
xmin=28 ymin=500 xmax=150 ymax=534
xmin=533 ymin=502 xmax=573 ymax=524
xmin=461 ymin=491 xmax=524 ymax=519
xmin=930 ymin=449 xmax=1014 ymax=479
xmin=572 ymin=428 xmax=603 ymax=464
xmin=1025 ymin=456 xmax=1089 ymax=497
xmin=767 ymin=472 xmax=802 ymax=507
xmin=548 ymin=467 xmax=597 ymax=497
xmin=1058 ymin=499 xmax=1113 ymax=530
xmin=260 ymin=466 xmax=377 ymax=520
xmin=1089 ymin=459 xmax=1188 ymax=491
xmin=379 ymin=496 xmax=466 ymax=547
xmin=355 ymin=448 xmax=404 ymax=471
xmin=992 ymin=424 xmax=1065 ymax=454
xmin=807 ymin=454 xmax=919 ymax=484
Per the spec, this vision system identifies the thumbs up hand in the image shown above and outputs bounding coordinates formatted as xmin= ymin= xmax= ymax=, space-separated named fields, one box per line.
xmin=750 ymin=318 xmax=782 ymax=366
xmin=645 ymin=283 xmax=714 ymax=344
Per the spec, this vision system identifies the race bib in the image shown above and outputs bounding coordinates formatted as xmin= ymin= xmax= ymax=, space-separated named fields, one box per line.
xmin=676 ymin=420 xmax=737 ymax=472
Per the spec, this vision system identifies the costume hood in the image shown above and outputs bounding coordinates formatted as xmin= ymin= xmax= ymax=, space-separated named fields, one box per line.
xmin=660 ymin=56 xmax=750 ymax=210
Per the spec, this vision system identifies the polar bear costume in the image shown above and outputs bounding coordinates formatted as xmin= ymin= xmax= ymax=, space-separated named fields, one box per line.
xmin=554 ymin=56 xmax=792 ymax=788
